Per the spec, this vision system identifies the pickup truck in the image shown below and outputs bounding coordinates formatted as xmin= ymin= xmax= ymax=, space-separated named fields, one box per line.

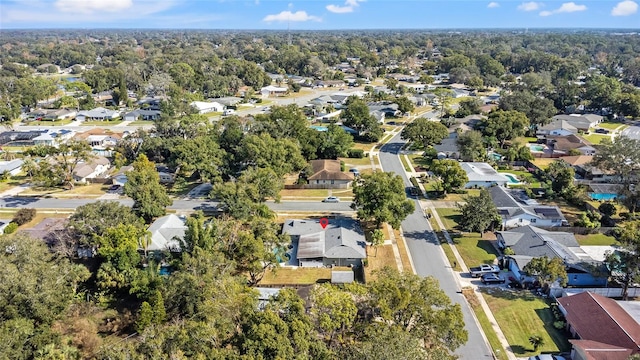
xmin=469 ymin=264 xmax=501 ymax=278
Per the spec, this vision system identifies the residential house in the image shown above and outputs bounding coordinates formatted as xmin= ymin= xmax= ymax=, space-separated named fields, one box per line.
xmin=313 ymin=80 xmax=345 ymax=88
xmin=460 ymin=162 xmax=510 ymax=188
xmin=537 ymin=119 xmax=579 ymax=136
xmin=546 ymin=134 xmax=596 ymax=156
xmin=499 ymin=225 xmax=608 ymax=286
xmin=75 ymin=128 xmax=124 ymax=156
xmin=560 ymin=156 xmax=616 ymax=182
xmin=20 ymin=218 xmax=68 ymax=245
xmin=0 ymin=130 xmax=48 ymax=146
xmin=190 ymin=101 xmax=224 ymax=114
xmin=260 ymin=85 xmax=288 ymax=97
xmin=306 ymin=159 xmax=355 ymax=189
xmin=367 ymin=102 xmax=400 ymax=122
xmin=32 ymin=132 xmax=56 ymax=146
xmin=489 ymin=186 xmax=566 ymax=228
xmin=123 ymin=109 xmax=161 ymax=121
xmin=27 ymin=108 xmax=77 ymax=122
xmin=452 ymin=89 xmax=471 ymax=98
xmin=145 ymin=214 xmax=186 ymax=252
xmin=434 ymin=132 xmax=460 ymax=160
xmin=0 ymin=159 xmax=24 ymax=176
xmin=282 ymin=218 xmax=367 ymax=267
xmin=552 ymin=114 xmax=604 ymax=132
xmin=112 ymin=165 xmax=133 ymax=186
xmin=76 ymin=107 xmax=120 ymax=122
xmin=0 ymin=219 xmax=12 ymax=233
xmin=558 ymin=292 xmax=640 ymax=358
xmin=137 ymin=98 xmax=162 ymax=111
xmin=156 ymin=165 xmax=175 ymax=184
xmin=213 ymin=96 xmax=243 ymax=107
xmin=72 ymin=156 xmax=111 ymax=183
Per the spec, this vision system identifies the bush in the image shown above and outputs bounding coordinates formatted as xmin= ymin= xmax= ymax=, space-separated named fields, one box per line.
xmin=13 ymin=208 xmax=36 ymax=226
xmin=553 ymin=321 xmax=566 ymax=329
xmin=347 ymin=149 xmax=365 ymax=158
xmin=340 ymin=160 xmax=345 ymax=172
xmin=4 ymin=222 xmax=18 ymax=234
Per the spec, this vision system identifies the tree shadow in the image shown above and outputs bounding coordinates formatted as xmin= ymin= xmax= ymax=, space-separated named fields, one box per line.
xmin=509 ymin=345 xmax=528 ymax=355
xmin=534 ymin=308 xmax=572 ymax=353
xmin=402 ymin=228 xmax=440 ymax=245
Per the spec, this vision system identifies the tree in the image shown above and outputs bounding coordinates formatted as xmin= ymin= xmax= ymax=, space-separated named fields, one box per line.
xmin=523 ymin=256 xmax=568 ymax=287
xmin=317 ymin=124 xmax=354 ymax=159
xmin=12 ymin=208 xmax=36 ymax=226
xmin=213 ymin=167 xmax=282 ymax=220
xmin=28 ymin=140 xmax=94 ymax=189
xmin=456 ymin=130 xmax=486 ymax=161
xmin=598 ymin=202 xmax=617 ymax=217
xmin=430 ymin=159 xmax=468 ymax=194
xmin=395 ymin=96 xmax=415 ymax=114
xmin=499 ymin=90 xmax=557 ymax=128
xmin=431 ymin=88 xmax=454 ymax=118
xmin=455 ymin=98 xmax=482 ymax=118
xmin=592 ymin=137 xmax=640 ymax=212
xmin=545 ymin=160 xmax=575 ymax=193
xmin=606 ymin=221 xmax=640 ymax=300
xmin=237 ymin=133 xmax=306 ymax=178
xmin=401 ymin=118 xmax=449 ymax=150
xmin=585 ymin=74 xmax=621 ymax=111
xmin=124 ymin=154 xmax=172 ymax=222
xmin=309 ymin=284 xmax=358 ymax=344
xmin=68 ymin=201 xmax=142 ymax=245
xmin=458 ymin=189 xmax=501 ymax=232
xmin=370 ymin=228 xmax=385 ymax=256
xmin=173 ymin=135 xmax=225 ymax=182
xmin=479 ymin=110 xmax=529 ymax=148
xmin=342 ymin=96 xmax=383 ymax=142
xmin=352 ymin=172 xmax=415 ymax=229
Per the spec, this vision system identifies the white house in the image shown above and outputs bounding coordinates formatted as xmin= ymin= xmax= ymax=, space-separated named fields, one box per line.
xmin=76 ymin=107 xmax=120 ymax=121
xmin=190 ymin=101 xmax=224 ymax=114
xmin=552 ymin=114 xmax=603 ymax=132
xmin=460 ymin=162 xmax=509 ymax=188
xmin=537 ymin=119 xmax=578 ymax=136
xmin=145 ymin=214 xmax=186 ymax=252
xmin=72 ymin=156 xmax=111 ymax=183
xmin=123 ymin=109 xmax=162 ymax=121
xmin=260 ymin=85 xmax=288 ymax=97
xmin=489 ymin=186 xmax=566 ymax=228
xmin=0 ymin=159 xmax=24 ymax=176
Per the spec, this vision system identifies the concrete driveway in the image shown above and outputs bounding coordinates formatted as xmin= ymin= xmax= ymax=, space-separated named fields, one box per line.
xmin=621 ymin=125 xmax=640 ymax=140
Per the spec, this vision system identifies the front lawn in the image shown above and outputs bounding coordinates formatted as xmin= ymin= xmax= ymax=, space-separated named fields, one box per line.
xmin=279 ymin=188 xmax=329 ymax=199
xmin=29 ymin=119 xmax=73 ymax=126
xmin=575 ymin=233 xmax=618 ymax=246
xmin=434 ymin=208 xmax=500 ymax=267
xmin=82 ymin=120 xmax=123 ymax=126
xmin=340 ymin=157 xmax=371 ymax=167
xmin=583 ymin=133 xmax=610 ymax=145
xmin=481 ymin=288 xmax=571 ymax=357
xmin=260 ymin=267 xmax=333 ymax=285
xmin=365 ymin=244 xmax=398 ymax=281
xmin=598 ymin=122 xmax=628 ymax=131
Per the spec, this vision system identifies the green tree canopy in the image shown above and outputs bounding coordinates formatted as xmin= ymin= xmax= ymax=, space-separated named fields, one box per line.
xmin=124 ymin=154 xmax=173 ymax=222
xmin=478 ymin=110 xmax=529 ymax=147
xmin=523 ymin=256 xmax=568 ymax=287
xmin=430 ymin=159 xmax=469 ymax=194
xmin=456 ymin=130 xmax=486 ymax=162
xmin=352 ymin=172 xmax=415 ymax=229
xmin=401 ymin=118 xmax=449 ymax=150
xmin=457 ymin=189 xmax=501 ymax=232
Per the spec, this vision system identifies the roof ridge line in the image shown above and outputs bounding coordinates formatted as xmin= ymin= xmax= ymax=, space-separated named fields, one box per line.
xmin=589 ymin=292 xmax=639 ymax=349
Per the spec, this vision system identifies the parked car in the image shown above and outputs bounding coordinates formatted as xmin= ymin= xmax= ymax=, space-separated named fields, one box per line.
xmin=322 ymin=196 xmax=340 ymax=203
xmin=527 ymin=355 xmax=566 ymax=360
xmin=349 ymin=168 xmax=360 ymax=177
xmin=481 ymin=273 xmax=505 ymax=284
xmin=108 ymin=184 xmax=121 ymax=191
xmin=595 ymin=128 xmax=610 ymax=134
xmin=469 ymin=264 xmax=501 ymax=277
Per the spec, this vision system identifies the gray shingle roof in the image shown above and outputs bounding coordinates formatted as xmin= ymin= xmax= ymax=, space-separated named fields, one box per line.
xmin=498 ymin=225 xmax=580 ymax=261
xmin=282 ymin=218 xmax=366 ymax=260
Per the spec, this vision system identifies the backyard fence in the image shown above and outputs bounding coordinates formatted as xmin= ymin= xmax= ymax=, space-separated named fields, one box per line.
xmin=552 ymin=287 xmax=640 ymax=298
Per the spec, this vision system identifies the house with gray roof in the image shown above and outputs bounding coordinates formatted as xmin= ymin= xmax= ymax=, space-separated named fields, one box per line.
xmin=498 ymin=225 xmax=608 ymax=287
xmin=537 ymin=119 xmax=579 ymax=136
xmin=123 ymin=109 xmax=161 ymax=121
xmin=552 ymin=114 xmax=603 ymax=132
xmin=282 ymin=218 xmax=367 ymax=267
xmin=77 ymin=107 xmax=120 ymax=121
xmin=489 ymin=186 xmax=566 ymax=228
xmin=460 ymin=162 xmax=509 ymax=188
xmin=0 ymin=159 xmax=24 ymax=176
xmin=145 ymin=214 xmax=186 ymax=252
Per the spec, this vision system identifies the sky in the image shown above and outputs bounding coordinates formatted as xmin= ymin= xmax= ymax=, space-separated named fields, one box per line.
xmin=0 ymin=0 xmax=639 ymax=30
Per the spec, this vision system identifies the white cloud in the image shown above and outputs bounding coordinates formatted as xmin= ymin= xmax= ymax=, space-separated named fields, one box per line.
xmin=517 ymin=2 xmax=543 ymax=11
xmin=263 ymin=10 xmax=321 ymax=22
xmin=55 ymin=0 xmax=133 ymax=14
xmin=326 ymin=0 xmax=364 ymax=14
xmin=488 ymin=2 xmax=500 ymax=8
xmin=611 ymin=0 xmax=638 ymax=16
xmin=539 ymin=2 xmax=587 ymax=16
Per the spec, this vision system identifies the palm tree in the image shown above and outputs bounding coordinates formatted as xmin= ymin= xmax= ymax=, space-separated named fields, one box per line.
xmin=529 ymin=334 xmax=545 ymax=352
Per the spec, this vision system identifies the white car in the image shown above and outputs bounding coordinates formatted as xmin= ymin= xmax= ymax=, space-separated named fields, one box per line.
xmin=322 ymin=196 xmax=340 ymax=203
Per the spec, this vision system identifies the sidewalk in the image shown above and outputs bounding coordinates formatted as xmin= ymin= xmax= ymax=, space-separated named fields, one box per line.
xmin=0 ymin=183 xmax=30 ymax=198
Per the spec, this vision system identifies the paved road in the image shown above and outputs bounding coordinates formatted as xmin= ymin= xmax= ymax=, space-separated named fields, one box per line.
xmin=621 ymin=125 xmax=640 ymax=140
xmin=0 ymin=196 xmax=352 ymax=213
xmin=378 ymin=128 xmax=493 ymax=359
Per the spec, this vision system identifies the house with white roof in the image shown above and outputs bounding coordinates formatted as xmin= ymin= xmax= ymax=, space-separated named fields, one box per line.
xmin=76 ymin=107 xmax=120 ymax=121
xmin=260 ymin=85 xmax=288 ymax=97
xmin=552 ymin=114 xmax=603 ymax=132
xmin=190 ymin=101 xmax=224 ymax=114
xmin=145 ymin=214 xmax=187 ymax=252
xmin=460 ymin=162 xmax=509 ymax=188
xmin=282 ymin=218 xmax=367 ymax=267
xmin=0 ymin=159 xmax=24 ymax=176
xmin=123 ymin=109 xmax=161 ymax=121
xmin=72 ymin=156 xmax=111 ymax=183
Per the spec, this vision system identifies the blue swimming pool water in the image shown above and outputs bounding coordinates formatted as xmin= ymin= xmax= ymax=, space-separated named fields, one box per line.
xmin=529 ymin=145 xmax=544 ymax=152
xmin=504 ymin=174 xmax=520 ymax=184
xmin=310 ymin=125 xmax=328 ymax=131
xmin=589 ymin=193 xmax=618 ymax=201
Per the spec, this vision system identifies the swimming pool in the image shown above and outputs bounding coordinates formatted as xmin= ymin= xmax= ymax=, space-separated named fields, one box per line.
xmin=529 ymin=145 xmax=545 ymax=152
xmin=310 ymin=125 xmax=328 ymax=131
xmin=503 ymin=174 xmax=520 ymax=184
xmin=589 ymin=193 xmax=618 ymax=201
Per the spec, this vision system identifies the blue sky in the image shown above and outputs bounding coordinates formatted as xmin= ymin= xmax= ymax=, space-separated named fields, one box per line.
xmin=1 ymin=0 xmax=638 ymax=29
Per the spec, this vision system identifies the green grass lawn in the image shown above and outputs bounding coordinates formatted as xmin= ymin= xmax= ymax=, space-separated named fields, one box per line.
xmin=81 ymin=119 xmax=123 ymax=126
xmin=340 ymin=157 xmax=371 ymax=167
xmin=575 ymin=233 xmax=618 ymax=246
xmin=28 ymin=119 xmax=73 ymax=126
xmin=435 ymin=208 xmax=500 ymax=267
xmin=598 ymin=122 xmax=628 ymax=131
xmin=129 ymin=120 xmax=155 ymax=126
xmin=462 ymin=289 xmax=509 ymax=360
xmin=481 ymin=288 xmax=571 ymax=357
xmin=583 ymin=133 xmax=610 ymax=145
xmin=352 ymin=141 xmax=375 ymax=152
xmin=399 ymin=155 xmax=412 ymax=172
xmin=260 ymin=267 xmax=333 ymax=285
